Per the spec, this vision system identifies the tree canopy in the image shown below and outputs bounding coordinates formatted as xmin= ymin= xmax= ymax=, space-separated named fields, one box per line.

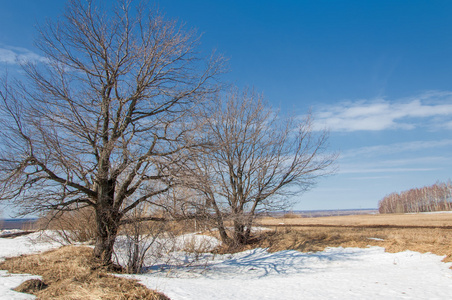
xmin=0 ymin=0 xmax=223 ymax=265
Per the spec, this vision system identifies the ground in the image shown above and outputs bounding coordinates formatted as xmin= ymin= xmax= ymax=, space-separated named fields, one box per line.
xmin=1 ymin=212 xmax=452 ymax=299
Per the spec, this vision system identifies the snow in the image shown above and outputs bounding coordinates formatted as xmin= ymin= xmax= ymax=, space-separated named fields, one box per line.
xmin=113 ymin=233 xmax=221 ymax=269
xmin=406 ymin=211 xmax=452 ymax=215
xmin=0 ymin=231 xmax=65 ymax=261
xmin=0 ymin=231 xmax=65 ymax=299
xmin=125 ymin=247 xmax=452 ymax=300
xmin=0 ymin=271 xmax=39 ymax=300
xmin=1 ymin=230 xmax=452 ymax=299
xmin=367 ymin=237 xmax=385 ymax=241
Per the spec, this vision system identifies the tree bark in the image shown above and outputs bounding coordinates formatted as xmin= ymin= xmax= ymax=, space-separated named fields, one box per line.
xmin=93 ymin=206 xmax=120 ymax=266
xmin=93 ymin=180 xmax=120 ymax=266
xmin=232 ymin=220 xmax=248 ymax=246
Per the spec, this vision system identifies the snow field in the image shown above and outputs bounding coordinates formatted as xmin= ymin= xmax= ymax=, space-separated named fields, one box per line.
xmin=124 ymin=246 xmax=452 ymax=300
xmin=0 ymin=230 xmax=451 ymax=299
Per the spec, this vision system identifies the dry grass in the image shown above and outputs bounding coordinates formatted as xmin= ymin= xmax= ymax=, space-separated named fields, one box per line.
xmin=281 ymin=212 xmax=302 ymax=219
xmin=253 ymin=212 xmax=452 ymax=265
xmin=0 ymin=246 xmax=169 ymax=300
xmin=258 ymin=212 xmax=452 ymax=227
xmin=3 ymin=212 xmax=451 ymax=298
xmin=38 ymin=208 xmax=97 ymax=243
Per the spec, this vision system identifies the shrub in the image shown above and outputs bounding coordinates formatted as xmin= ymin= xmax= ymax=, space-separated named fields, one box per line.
xmin=39 ymin=207 xmax=97 ymax=243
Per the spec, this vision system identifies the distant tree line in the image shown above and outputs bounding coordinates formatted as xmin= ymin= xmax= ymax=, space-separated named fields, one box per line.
xmin=378 ymin=181 xmax=452 ymax=214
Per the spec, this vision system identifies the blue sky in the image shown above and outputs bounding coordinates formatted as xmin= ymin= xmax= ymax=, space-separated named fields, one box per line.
xmin=1 ymin=0 xmax=452 ymax=215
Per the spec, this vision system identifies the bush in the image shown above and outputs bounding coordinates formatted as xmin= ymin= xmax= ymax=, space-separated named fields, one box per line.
xmin=39 ymin=208 xmax=97 ymax=243
xmin=282 ymin=212 xmax=301 ymax=219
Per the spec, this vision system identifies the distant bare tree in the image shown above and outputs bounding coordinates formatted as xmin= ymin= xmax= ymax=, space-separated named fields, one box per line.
xmin=184 ymin=89 xmax=337 ymax=247
xmin=378 ymin=181 xmax=452 ymax=213
xmin=0 ymin=0 xmax=223 ymax=266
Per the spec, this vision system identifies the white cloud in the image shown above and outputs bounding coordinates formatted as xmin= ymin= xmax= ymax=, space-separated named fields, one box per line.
xmin=314 ymin=92 xmax=452 ymax=132
xmin=0 ymin=46 xmax=47 ymax=65
xmin=341 ymin=139 xmax=452 ymax=159
xmin=339 ymin=166 xmax=439 ymax=175
xmin=444 ymin=120 xmax=452 ymax=130
xmin=376 ymin=156 xmax=449 ymax=167
xmin=337 ymin=152 xmax=450 ymax=177
xmin=348 ymin=175 xmax=393 ymax=180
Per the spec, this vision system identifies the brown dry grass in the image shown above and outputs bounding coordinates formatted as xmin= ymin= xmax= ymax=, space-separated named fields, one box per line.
xmin=38 ymin=208 xmax=97 ymax=243
xmin=0 ymin=246 xmax=169 ymax=300
xmin=258 ymin=212 xmax=452 ymax=227
xmin=253 ymin=212 xmax=452 ymax=265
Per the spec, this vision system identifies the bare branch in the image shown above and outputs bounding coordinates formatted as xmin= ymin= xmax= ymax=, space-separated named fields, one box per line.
xmin=0 ymin=0 xmax=223 ymax=266
xmin=183 ymin=87 xmax=336 ymax=246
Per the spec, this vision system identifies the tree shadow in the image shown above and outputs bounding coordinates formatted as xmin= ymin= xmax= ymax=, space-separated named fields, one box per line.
xmin=143 ymin=247 xmax=369 ymax=279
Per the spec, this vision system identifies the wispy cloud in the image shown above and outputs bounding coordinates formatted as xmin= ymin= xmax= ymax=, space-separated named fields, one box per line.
xmin=314 ymin=91 xmax=452 ymax=132
xmin=0 ymin=46 xmax=47 ymax=65
xmin=339 ymin=166 xmax=439 ymax=175
xmin=338 ymin=153 xmax=449 ymax=178
xmin=341 ymin=139 xmax=452 ymax=159
xmin=348 ymin=175 xmax=393 ymax=180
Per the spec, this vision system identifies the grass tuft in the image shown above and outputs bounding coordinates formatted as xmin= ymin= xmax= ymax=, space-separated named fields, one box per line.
xmin=0 ymin=246 xmax=169 ymax=300
xmin=15 ymin=278 xmax=48 ymax=294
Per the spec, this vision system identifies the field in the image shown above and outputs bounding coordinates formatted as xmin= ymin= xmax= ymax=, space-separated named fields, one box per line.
xmin=255 ymin=212 xmax=452 ymax=262
xmin=1 ymin=212 xmax=452 ymax=299
xmin=259 ymin=211 xmax=452 ymax=227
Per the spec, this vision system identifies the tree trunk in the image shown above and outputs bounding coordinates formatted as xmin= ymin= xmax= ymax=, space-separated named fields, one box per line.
xmin=93 ymin=180 xmax=119 ymax=267
xmin=93 ymin=206 xmax=120 ymax=266
xmin=208 ymin=194 xmax=232 ymax=245
xmin=217 ymin=221 xmax=231 ymax=246
xmin=232 ymin=211 xmax=255 ymax=246
xmin=127 ymin=232 xmax=140 ymax=274
xmin=232 ymin=220 xmax=247 ymax=246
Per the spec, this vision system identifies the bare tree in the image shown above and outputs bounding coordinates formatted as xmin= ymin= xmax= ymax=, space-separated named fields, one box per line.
xmin=378 ymin=181 xmax=452 ymax=213
xmin=185 ymin=88 xmax=336 ymax=247
xmin=0 ymin=0 xmax=223 ymax=266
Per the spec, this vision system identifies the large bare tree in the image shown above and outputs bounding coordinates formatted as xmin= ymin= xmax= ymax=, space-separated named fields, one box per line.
xmin=185 ymin=89 xmax=336 ymax=247
xmin=0 ymin=0 xmax=223 ymax=266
